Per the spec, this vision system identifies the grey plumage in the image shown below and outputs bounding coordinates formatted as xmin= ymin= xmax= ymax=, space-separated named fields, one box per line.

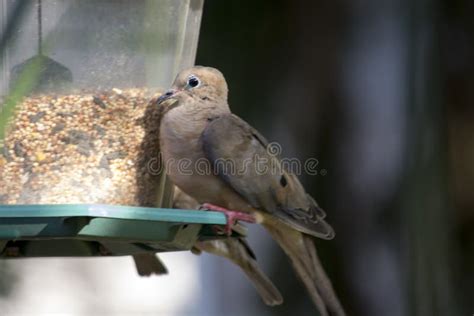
xmin=202 ymin=114 xmax=335 ymax=240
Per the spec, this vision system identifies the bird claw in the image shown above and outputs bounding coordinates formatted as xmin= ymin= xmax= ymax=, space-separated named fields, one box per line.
xmin=201 ymin=203 xmax=256 ymax=236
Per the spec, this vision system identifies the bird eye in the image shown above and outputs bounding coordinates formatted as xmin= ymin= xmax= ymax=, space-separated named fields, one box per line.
xmin=187 ymin=75 xmax=200 ymax=88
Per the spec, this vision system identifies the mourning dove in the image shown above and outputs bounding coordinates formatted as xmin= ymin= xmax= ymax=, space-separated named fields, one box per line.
xmin=156 ymin=66 xmax=345 ymax=316
xmin=132 ymin=95 xmax=282 ymax=306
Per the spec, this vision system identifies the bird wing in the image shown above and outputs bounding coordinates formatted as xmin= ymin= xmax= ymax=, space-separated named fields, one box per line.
xmin=201 ymin=114 xmax=334 ymax=240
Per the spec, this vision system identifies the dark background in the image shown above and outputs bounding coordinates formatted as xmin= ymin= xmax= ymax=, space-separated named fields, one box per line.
xmin=195 ymin=0 xmax=474 ymax=315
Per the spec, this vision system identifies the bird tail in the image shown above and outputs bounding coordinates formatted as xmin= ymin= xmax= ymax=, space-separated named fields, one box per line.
xmin=264 ymin=220 xmax=345 ymax=316
xmin=133 ymin=253 xmax=168 ymax=276
xmin=196 ymin=238 xmax=283 ymax=306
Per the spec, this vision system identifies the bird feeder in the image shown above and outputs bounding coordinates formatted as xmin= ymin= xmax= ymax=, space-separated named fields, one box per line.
xmin=0 ymin=0 xmax=232 ymax=258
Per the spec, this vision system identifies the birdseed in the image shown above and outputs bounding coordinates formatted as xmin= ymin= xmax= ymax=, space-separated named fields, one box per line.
xmin=0 ymin=88 xmax=167 ymax=206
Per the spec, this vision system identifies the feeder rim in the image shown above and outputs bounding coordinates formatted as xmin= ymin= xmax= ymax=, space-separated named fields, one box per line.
xmin=0 ymin=204 xmax=227 ymax=225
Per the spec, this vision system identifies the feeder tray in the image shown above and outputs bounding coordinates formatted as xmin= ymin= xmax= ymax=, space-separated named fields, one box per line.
xmin=0 ymin=204 xmax=244 ymax=258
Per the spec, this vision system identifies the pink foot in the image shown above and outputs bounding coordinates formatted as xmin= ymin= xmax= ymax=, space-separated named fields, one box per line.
xmin=201 ymin=203 xmax=256 ymax=236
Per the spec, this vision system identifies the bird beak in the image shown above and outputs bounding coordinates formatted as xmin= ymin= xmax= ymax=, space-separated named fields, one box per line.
xmin=156 ymin=89 xmax=178 ymax=105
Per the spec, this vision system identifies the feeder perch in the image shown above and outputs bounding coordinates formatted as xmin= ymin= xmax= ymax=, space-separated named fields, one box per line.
xmin=0 ymin=204 xmax=244 ymax=258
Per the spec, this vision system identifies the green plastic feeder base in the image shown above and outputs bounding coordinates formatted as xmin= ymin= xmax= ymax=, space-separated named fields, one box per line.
xmin=0 ymin=204 xmax=242 ymax=258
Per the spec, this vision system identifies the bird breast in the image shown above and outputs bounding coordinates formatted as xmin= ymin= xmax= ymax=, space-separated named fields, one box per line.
xmin=160 ymin=106 xmax=208 ymax=166
xmin=158 ymin=104 xmax=250 ymax=209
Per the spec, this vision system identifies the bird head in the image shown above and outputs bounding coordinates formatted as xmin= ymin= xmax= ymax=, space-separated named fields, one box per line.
xmin=156 ymin=66 xmax=228 ymax=106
